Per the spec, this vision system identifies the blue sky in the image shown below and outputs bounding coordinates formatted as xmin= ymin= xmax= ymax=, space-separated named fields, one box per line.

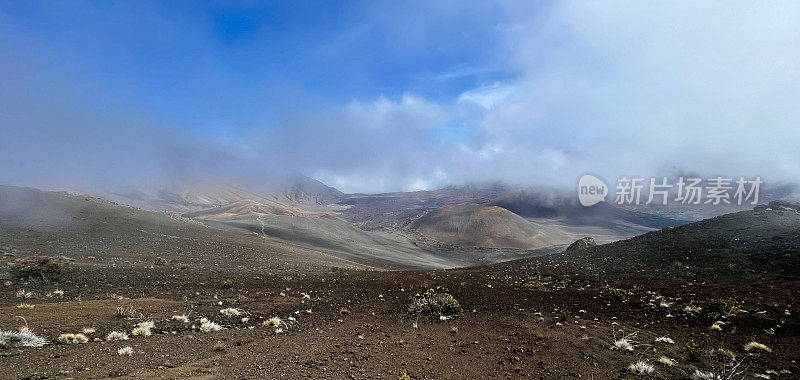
xmin=1 ymin=1 xmax=798 ymax=193
xmin=0 ymin=1 xmax=513 ymax=138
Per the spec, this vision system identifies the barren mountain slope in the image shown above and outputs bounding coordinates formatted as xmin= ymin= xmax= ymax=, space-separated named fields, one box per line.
xmin=504 ymin=200 xmax=800 ymax=280
xmin=409 ymin=204 xmax=574 ymax=249
xmin=183 ymin=200 xmax=457 ymax=269
xmin=0 ymin=186 xmax=365 ymax=271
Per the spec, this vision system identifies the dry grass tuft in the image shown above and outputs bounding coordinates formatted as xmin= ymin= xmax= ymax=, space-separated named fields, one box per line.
xmin=171 ymin=314 xmax=189 ymax=323
xmin=114 ymin=306 xmax=136 ymax=319
xmin=199 ymin=318 xmax=222 ymax=332
xmin=657 ymin=356 xmax=675 ymax=366
xmin=627 ymin=360 xmax=655 ymax=375
xmin=655 ymin=336 xmax=675 ymax=344
xmin=57 ymin=333 xmax=88 ymax=344
xmin=263 ymin=316 xmax=282 ymax=327
xmin=132 ymin=321 xmax=155 ymax=337
xmin=105 ymin=331 xmax=129 ymax=341
xmin=219 ymin=307 xmax=242 ymax=316
xmin=743 ymin=341 xmax=771 ymax=352
xmin=117 ymin=346 xmax=133 ymax=356
xmin=0 ymin=329 xmax=48 ymax=348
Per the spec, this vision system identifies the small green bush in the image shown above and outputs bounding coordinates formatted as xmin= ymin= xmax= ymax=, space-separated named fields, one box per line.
xmin=522 ymin=282 xmax=548 ymax=292
xmin=704 ymin=298 xmax=737 ymax=316
xmin=611 ymin=288 xmax=628 ymax=301
xmin=686 ymin=339 xmax=702 ymax=361
xmin=408 ymin=289 xmax=462 ymax=316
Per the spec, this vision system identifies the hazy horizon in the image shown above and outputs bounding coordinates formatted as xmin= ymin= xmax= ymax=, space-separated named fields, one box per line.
xmin=1 ymin=1 xmax=798 ymax=194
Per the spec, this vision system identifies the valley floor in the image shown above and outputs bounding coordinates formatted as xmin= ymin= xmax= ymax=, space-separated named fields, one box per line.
xmin=2 ymin=259 xmax=797 ymax=379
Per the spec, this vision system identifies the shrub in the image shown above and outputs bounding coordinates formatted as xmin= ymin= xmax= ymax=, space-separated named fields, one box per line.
xmin=686 ymin=339 xmax=702 ymax=361
xmin=221 ymin=279 xmax=234 ymax=289
xmin=399 ymin=373 xmax=411 ymax=380
xmin=213 ymin=343 xmax=225 ymax=351
xmin=0 ymin=329 xmax=48 ymax=348
xmin=408 ymin=290 xmax=462 ymax=316
xmin=10 ymin=256 xmax=61 ymax=282
xmin=704 ymin=299 xmax=738 ymax=316
xmin=611 ymin=288 xmax=628 ymax=301
xmin=522 ymin=282 xmax=548 ymax=292
xmin=700 ymin=348 xmax=747 ymax=379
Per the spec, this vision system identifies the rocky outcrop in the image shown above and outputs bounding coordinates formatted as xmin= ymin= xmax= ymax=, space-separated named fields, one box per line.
xmin=566 ymin=237 xmax=597 ymax=251
xmin=754 ymin=200 xmax=800 ymax=213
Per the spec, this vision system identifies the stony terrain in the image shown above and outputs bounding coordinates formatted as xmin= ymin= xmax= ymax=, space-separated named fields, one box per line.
xmin=1 ymin=187 xmax=798 ymax=379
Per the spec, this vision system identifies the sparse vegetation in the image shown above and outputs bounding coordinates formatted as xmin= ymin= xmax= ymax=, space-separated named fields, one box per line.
xmin=684 ymin=304 xmax=703 ymax=314
xmin=399 ymin=372 xmax=411 ymax=380
xmin=612 ymin=331 xmax=637 ymax=351
xmin=132 ymin=321 xmax=155 ymax=336
xmin=522 ymin=282 xmax=548 ymax=292
xmin=106 ymin=331 xmax=129 ymax=341
xmin=743 ymin=341 xmax=771 ymax=353
xmin=264 ymin=316 xmax=282 ymax=327
xmin=657 ymin=356 xmax=675 ymax=366
xmin=213 ymin=343 xmax=225 ymax=351
xmin=16 ymin=303 xmax=35 ymax=309
xmin=81 ymin=327 xmax=96 ymax=334
xmin=199 ymin=318 xmax=222 ymax=332
xmin=171 ymin=314 xmax=190 ymax=323
xmin=698 ymin=348 xmax=747 ymax=380
xmin=0 ymin=329 xmax=48 ymax=348
xmin=117 ymin=346 xmax=133 ymax=356
xmin=686 ymin=339 xmax=703 ymax=361
xmin=408 ymin=290 xmax=462 ymax=316
xmin=10 ymin=256 xmax=61 ymax=282
xmin=220 ymin=307 xmax=242 ymax=316
xmin=655 ymin=336 xmax=674 ymax=344
xmin=611 ymin=288 xmax=628 ymax=301
xmin=627 ymin=360 xmax=655 ymax=375
xmin=704 ymin=298 xmax=738 ymax=317
xmin=57 ymin=333 xmax=88 ymax=344
xmin=114 ymin=306 xmax=136 ymax=318
xmin=221 ymin=279 xmax=234 ymax=289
